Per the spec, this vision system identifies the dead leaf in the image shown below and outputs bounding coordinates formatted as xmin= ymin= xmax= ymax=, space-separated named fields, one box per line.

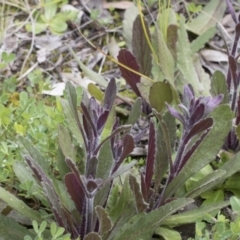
xmin=200 ymin=49 xmax=228 ymax=62
xmin=103 ymin=1 xmax=134 ymax=10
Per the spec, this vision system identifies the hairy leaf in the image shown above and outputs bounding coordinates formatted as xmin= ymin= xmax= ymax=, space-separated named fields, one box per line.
xmin=132 ymin=15 xmax=152 ymax=76
xmin=18 ymin=136 xmax=49 ymax=174
xmin=145 ymin=121 xmax=156 ymax=191
xmin=185 ymin=170 xmax=226 ymax=198
xmin=106 ymin=176 xmax=137 ymax=240
xmin=152 ymin=26 xmax=175 ymax=84
xmin=165 ymin=104 xmax=233 ymax=199
xmin=162 ymin=201 xmax=229 ymax=226
xmin=129 ymin=175 xmax=148 ymax=213
xmin=177 ymin=16 xmax=206 ymax=96
xmin=84 ymin=232 xmax=102 ymax=240
xmin=210 ymin=70 xmax=228 ymax=104
xmin=167 ymin=24 xmax=178 ymax=59
xmin=113 ymin=198 xmax=193 ymax=240
xmin=95 ymin=206 xmax=112 ymax=236
xmin=58 ymin=125 xmax=76 ymax=161
xmin=0 ymin=186 xmax=42 ymax=222
xmin=127 ymin=97 xmax=142 ymax=125
xmin=0 ymin=214 xmax=34 ymax=239
xmin=113 ymin=134 xmax=134 ymax=172
xmin=65 ymin=172 xmax=85 ymax=215
xmin=103 ymin=79 xmax=116 ymax=110
xmin=61 ymin=99 xmax=85 ymax=147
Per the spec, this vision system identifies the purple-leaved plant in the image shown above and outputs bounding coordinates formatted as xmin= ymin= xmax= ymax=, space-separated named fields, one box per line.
xmin=224 ymin=0 xmax=240 ymax=151
xmin=145 ymin=84 xmax=224 ymax=208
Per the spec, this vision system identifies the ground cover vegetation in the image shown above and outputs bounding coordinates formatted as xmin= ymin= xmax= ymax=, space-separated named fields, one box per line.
xmin=1 ymin=0 xmax=240 ymax=239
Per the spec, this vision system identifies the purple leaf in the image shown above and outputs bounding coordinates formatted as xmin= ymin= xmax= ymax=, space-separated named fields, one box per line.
xmin=81 ymin=102 xmax=97 ymax=138
xmin=177 ymin=127 xmax=212 ymax=173
xmin=189 ymin=103 xmax=205 ymax=126
xmin=94 ymin=125 xmax=132 ymax=155
xmin=140 ymin=172 xmax=147 ymax=202
xmin=103 ymin=79 xmax=116 ymax=110
xmin=65 ymin=158 xmax=89 ymax=197
xmin=41 ymin=181 xmax=68 ymax=229
xmin=65 ymin=172 xmax=85 ymax=214
xmin=228 ymin=55 xmax=237 ymax=88
xmin=185 ymin=118 xmax=213 ymax=143
xmin=117 ymin=49 xmax=141 ymax=96
xmin=112 ymin=134 xmax=135 ymax=173
xmin=204 ymin=94 xmax=223 ymax=115
xmin=145 ymin=121 xmax=156 ymax=191
xmin=166 ymin=104 xmax=185 ymax=124
xmin=182 ymin=84 xmax=194 ymax=108
xmin=97 ymin=110 xmax=109 ymax=134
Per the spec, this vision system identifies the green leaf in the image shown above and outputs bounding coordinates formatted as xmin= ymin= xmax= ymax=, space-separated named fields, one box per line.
xmin=129 ymin=175 xmax=148 ymax=213
xmin=187 ymin=0 xmax=226 ymax=35
xmin=153 ymin=110 xmax=174 ymax=191
xmin=162 ymin=201 xmax=229 ymax=226
xmin=18 ymin=136 xmax=49 ymax=174
xmin=61 ymin=99 xmax=84 ymax=146
xmin=149 ymin=81 xmax=173 ymax=113
xmin=49 ymin=17 xmax=67 ymax=33
xmin=96 ymin=140 xmax=113 ymax=180
xmin=122 ymin=5 xmax=139 ymax=51
xmin=132 ymin=15 xmax=152 ymax=76
xmin=190 ymin=27 xmax=217 ymax=53
xmin=88 ymin=83 xmax=104 ymax=102
xmin=25 ymin=22 xmax=47 ymax=34
xmin=177 ymin=15 xmax=209 ymax=96
xmin=0 ymin=213 xmax=34 ymax=239
xmin=58 ymin=125 xmax=76 ymax=161
xmin=44 ymin=0 xmax=57 ymax=21
xmin=185 ymin=169 xmax=226 ymax=199
xmin=127 ymin=97 xmax=142 ymax=125
xmin=223 ymin=173 xmax=240 ymax=198
xmin=219 ymin=151 xmax=240 ymax=183
xmin=210 ymin=70 xmax=228 ymax=104
xmin=152 ymin=26 xmax=175 ymax=84
xmin=12 ymin=162 xmax=45 ymax=201
xmin=154 ymin=227 xmax=182 ymax=240
xmin=0 ymin=187 xmax=42 ymax=222
xmin=113 ymin=198 xmax=193 ymax=240
xmin=230 ymin=196 xmax=240 ymax=213
xmin=1 ymin=52 xmax=16 ymax=63
xmin=84 ymin=232 xmax=102 ymax=240
xmin=165 ymin=104 xmax=233 ymax=199
xmin=106 ymin=176 xmax=137 ymax=240
xmin=167 ymin=24 xmax=178 ymax=60
xmin=68 ymin=47 xmax=107 ymax=88
xmin=95 ymin=206 xmax=112 ymax=236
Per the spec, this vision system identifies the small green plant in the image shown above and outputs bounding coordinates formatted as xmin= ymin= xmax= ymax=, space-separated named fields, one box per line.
xmin=189 ymin=197 xmax=240 ymax=240
xmin=24 ymin=220 xmax=71 ymax=240
xmin=0 ymin=51 xmax=16 ymax=70
xmin=25 ymin=0 xmax=78 ymax=34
